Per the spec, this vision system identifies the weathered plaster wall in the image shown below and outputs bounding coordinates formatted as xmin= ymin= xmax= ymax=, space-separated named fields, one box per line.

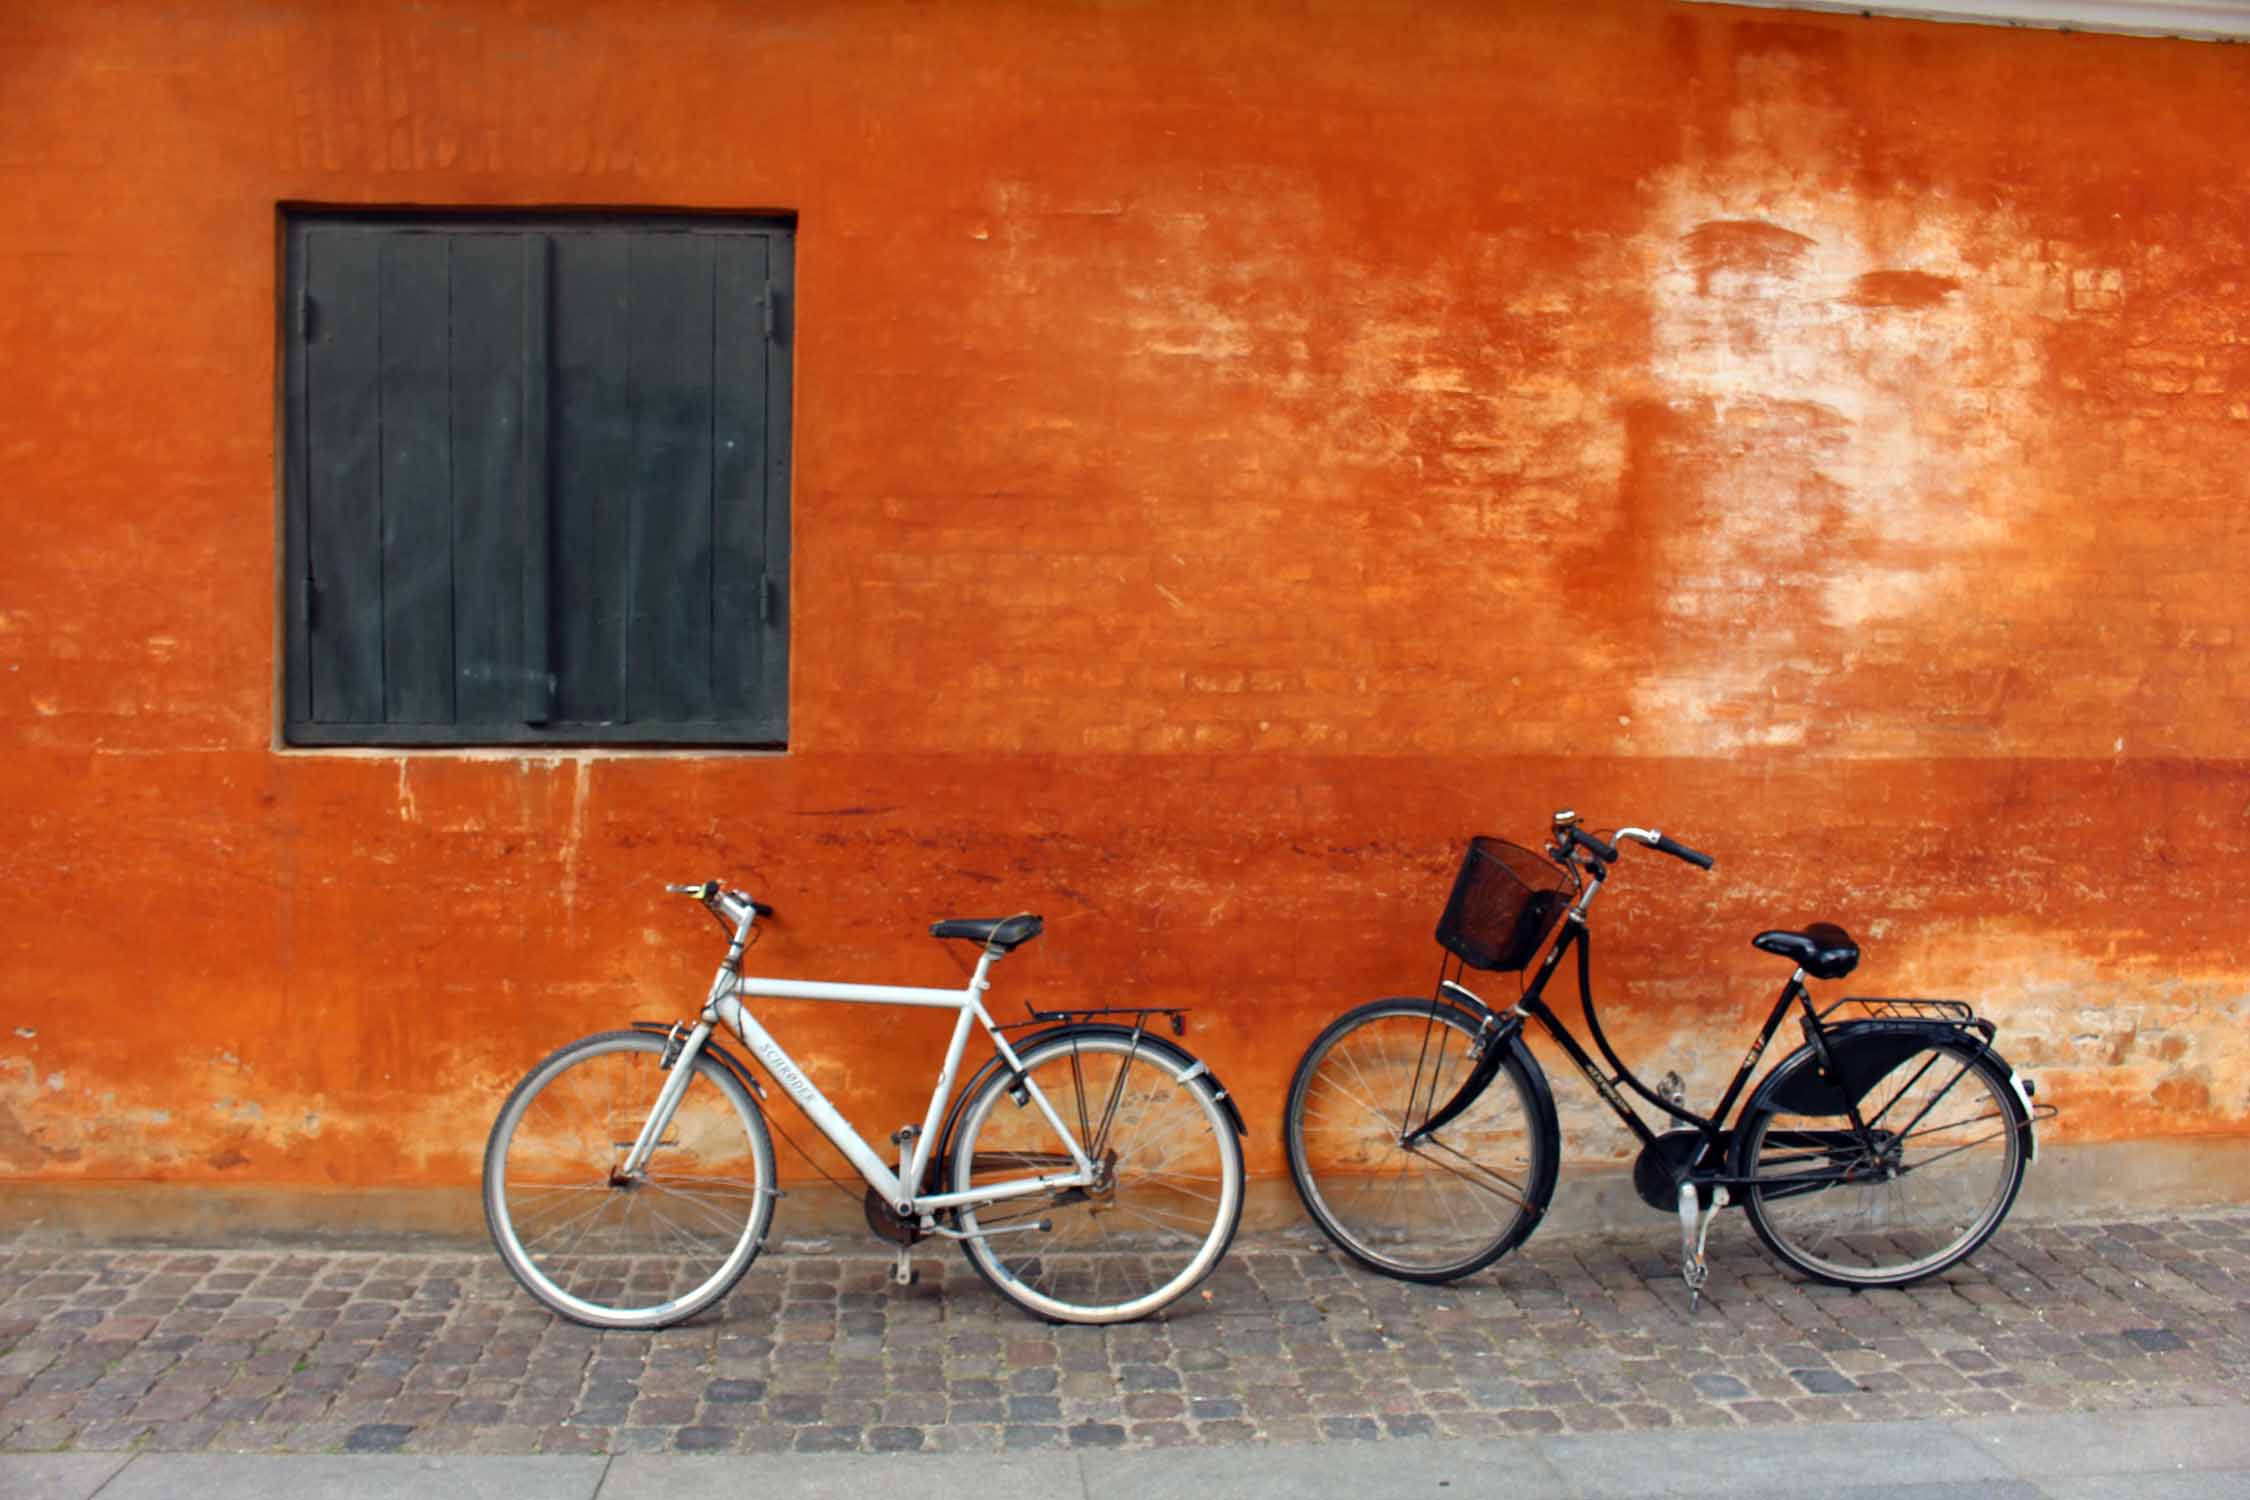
xmin=3 ymin=0 xmax=2248 ymax=1230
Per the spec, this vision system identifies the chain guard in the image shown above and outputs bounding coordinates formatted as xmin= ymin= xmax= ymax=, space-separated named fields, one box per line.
xmin=1632 ymin=1128 xmax=1729 ymax=1212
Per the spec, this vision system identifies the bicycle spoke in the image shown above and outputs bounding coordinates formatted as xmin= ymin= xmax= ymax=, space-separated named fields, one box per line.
xmin=1404 ymin=1139 xmax=1534 ymax=1213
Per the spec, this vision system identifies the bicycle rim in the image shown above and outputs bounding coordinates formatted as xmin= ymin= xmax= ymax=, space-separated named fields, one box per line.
xmin=1740 ymin=1040 xmax=2024 ymax=1287
xmin=483 ymin=1030 xmax=775 ymax=1328
xmin=1286 ymin=999 xmax=1551 ymax=1281
xmin=951 ymin=1033 xmax=1244 ymax=1323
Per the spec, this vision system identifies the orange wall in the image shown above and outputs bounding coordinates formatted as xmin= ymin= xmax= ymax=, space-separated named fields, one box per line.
xmin=4 ymin=0 xmax=2249 ymax=1205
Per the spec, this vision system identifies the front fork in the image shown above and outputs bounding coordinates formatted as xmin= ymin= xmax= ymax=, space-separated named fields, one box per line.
xmin=619 ymin=952 xmax=740 ymax=1179
xmin=617 ymin=1018 xmax=716 ymax=1178
xmin=1399 ymin=983 xmax=1522 ymax=1147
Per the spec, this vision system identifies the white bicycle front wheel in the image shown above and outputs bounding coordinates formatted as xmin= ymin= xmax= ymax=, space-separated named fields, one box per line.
xmin=483 ymin=1030 xmax=776 ymax=1329
xmin=950 ymin=1030 xmax=1244 ymax=1324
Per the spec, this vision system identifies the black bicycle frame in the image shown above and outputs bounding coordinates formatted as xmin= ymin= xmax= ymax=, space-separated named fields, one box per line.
xmin=1405 ymin=900 xmax=1856 ymax=1190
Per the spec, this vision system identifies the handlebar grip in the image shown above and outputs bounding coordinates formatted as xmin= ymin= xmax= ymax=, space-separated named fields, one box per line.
xmin=1573 ymin=828 xmax=1620 ymax=863
xmin=1654 ymin=833 xmax=1714 ymax=870
xmin=720 ymin=886 xmax=777 ymax=919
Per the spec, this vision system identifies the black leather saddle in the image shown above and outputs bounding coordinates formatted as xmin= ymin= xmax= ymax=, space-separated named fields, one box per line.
xmin=1751 ymin=922 xmax=1860 ymax=980
xmin=930 ymin=914 xmax=1045 ymax=952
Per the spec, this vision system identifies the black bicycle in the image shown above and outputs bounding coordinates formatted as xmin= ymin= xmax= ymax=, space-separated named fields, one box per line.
xmin=1284 ymin=811 xmax=2054 ymax=1305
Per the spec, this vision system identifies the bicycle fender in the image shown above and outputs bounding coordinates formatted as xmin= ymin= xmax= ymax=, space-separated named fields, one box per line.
xmin=630 ymin=1020 xmax=768 ymax=1102
xmin=1401 ymin=1010 xmax=1526 ymax=1145
xmin=2004 ymin=1067 xmax=2041 ymax=1164
xmin=1742 ymin=1022 xmax=2031 ymax=1158
xmin=1016 ymin=1023 xmax=1248 ymax=1137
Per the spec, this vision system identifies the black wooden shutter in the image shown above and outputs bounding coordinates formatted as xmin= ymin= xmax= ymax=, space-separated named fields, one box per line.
xmin=283 ymin=212 xmax=791 ymax=747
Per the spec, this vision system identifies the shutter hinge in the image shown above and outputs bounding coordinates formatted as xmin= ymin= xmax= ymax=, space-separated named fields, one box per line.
xmin=760 ymin=573 xmax=780 ymax=625
xmin=300 ymin=579 xmax=319 ymax=631
xmin=299 ymin=292 xmax=317 ymax=343
xmin=762 ymin=283 xmax=778 ymax=340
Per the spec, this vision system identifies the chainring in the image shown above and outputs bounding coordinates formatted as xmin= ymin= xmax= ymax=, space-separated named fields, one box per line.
xmin=863 ymin=1186 xmax=924 ymax=1246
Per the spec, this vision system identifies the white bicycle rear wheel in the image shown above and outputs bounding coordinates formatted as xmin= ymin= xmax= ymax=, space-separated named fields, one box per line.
xmin=950 ymin=1031 xmax=1244 ymax=1323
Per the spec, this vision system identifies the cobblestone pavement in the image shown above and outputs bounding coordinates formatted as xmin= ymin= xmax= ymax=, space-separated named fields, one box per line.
xmin=1 ymin=1209 xmax=2245 ymax=1459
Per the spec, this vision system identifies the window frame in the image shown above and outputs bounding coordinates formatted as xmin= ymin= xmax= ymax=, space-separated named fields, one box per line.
xmin=277 ymin=206 xmax=794 ymax=750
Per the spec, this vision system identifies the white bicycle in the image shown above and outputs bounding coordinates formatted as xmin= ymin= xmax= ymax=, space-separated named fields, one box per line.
xmin=482 ymin=881 xmax=1247 ymax=1327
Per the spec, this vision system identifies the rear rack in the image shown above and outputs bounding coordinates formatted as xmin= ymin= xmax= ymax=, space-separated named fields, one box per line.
xmin=1001 ymin=1004 xmax=1188 ymax=1037
xmin=1821 ymin=996 xmax=1994 ymax=1039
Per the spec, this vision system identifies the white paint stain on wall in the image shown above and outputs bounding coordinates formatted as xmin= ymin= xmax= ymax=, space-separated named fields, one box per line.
xmin=1622 ymin=63 xmax=2053 ymax=754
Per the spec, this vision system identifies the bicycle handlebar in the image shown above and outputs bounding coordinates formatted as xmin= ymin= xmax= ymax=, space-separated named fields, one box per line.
xmin=666 ymin=881 xmax=776 ymax=919
xmin=1652 ymin=832 xmax=1715 ymax=870
xmin=1614 ymin=827 xmax=1715 ymax=870
xmin=1552 ymin=812 xmax=1714 ymax=872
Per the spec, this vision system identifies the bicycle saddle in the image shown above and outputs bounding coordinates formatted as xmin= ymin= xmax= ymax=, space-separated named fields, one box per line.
xmin=1751 ymin=922 xmax=1859 ymax=980
xmin=930 ymin=914 xmax=1045 ymax=952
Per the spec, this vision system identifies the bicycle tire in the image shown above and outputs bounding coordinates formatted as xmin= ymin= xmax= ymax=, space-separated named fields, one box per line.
xmin=1284 ymin=997 xmax=1559 ymax=1283
xmin=949 ymin=1029 xmax=1244 ymax=1324
xmin=1733 ymin=1036 xmax=2028 ymax=1288
xmin=483 ymin=1029 xmax=777 ymax=1329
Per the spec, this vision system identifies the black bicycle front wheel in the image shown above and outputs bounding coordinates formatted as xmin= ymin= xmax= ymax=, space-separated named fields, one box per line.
xmin=1284 ymin=997 xmax=1558 ymax=1282
xmin=1734 ymin=1037 xmax=2028 ymax=1288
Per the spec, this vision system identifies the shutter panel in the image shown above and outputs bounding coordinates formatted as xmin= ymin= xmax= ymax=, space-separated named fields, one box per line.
xmin=447 ymin=233 xmax=530 ymax=727
xmin=550 ymin=232 xmax=634 ymax=726
xmin=713 ymin=233 xmax=779 ymax=730
xmin=377 ymin=232 xmax=455 ymax=724
xmin=760 ymin=233 xmax=793 ymax=736
xmin=626 ymin=232 xmax=718 ymax=725
xmin=302 ymin=228 xmax=385 ymax=725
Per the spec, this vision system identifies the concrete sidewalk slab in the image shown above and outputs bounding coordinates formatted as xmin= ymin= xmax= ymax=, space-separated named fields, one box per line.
xmin=2035 ymin=1480 xmax=2248 ymax=1500
xmin=1075 ymin=1433 xmax=1573 ymax=1497
xmin=599 ymin=1448 xmax=1080 ymax=1499
xmin=8 ymin=1453 xmax=607 ymax=1500
xmin=1535 ymin=1417 xmax=2018 ymax=1495
xmin=0 ymin=1451 xmax=127 ymax=1500
xmin=1953 ymin=1404 xmax=2250 ymax=1478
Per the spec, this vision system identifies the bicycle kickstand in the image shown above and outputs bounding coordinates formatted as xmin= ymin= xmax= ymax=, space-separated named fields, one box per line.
xmin=891 ymin=1246 xmax=918 ymax=1287
xmin=1676 ymin=1181 xmax=1730 ymax=1314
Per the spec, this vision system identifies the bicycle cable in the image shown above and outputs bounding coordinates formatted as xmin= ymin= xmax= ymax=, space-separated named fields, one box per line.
xmin=761 ymin=1099 xmax=870 ymax=1207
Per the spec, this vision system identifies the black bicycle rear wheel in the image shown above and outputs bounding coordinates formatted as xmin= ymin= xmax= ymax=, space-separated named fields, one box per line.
xmin=1284 ymin=997 xmax=1558 ymax=1282
xmin=1734 ymin=1037 xmax=2028 ymax=1288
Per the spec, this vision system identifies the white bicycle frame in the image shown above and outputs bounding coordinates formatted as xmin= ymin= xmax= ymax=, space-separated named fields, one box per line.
xmin=621 ymin=888 xmax=1098 ymax=1231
